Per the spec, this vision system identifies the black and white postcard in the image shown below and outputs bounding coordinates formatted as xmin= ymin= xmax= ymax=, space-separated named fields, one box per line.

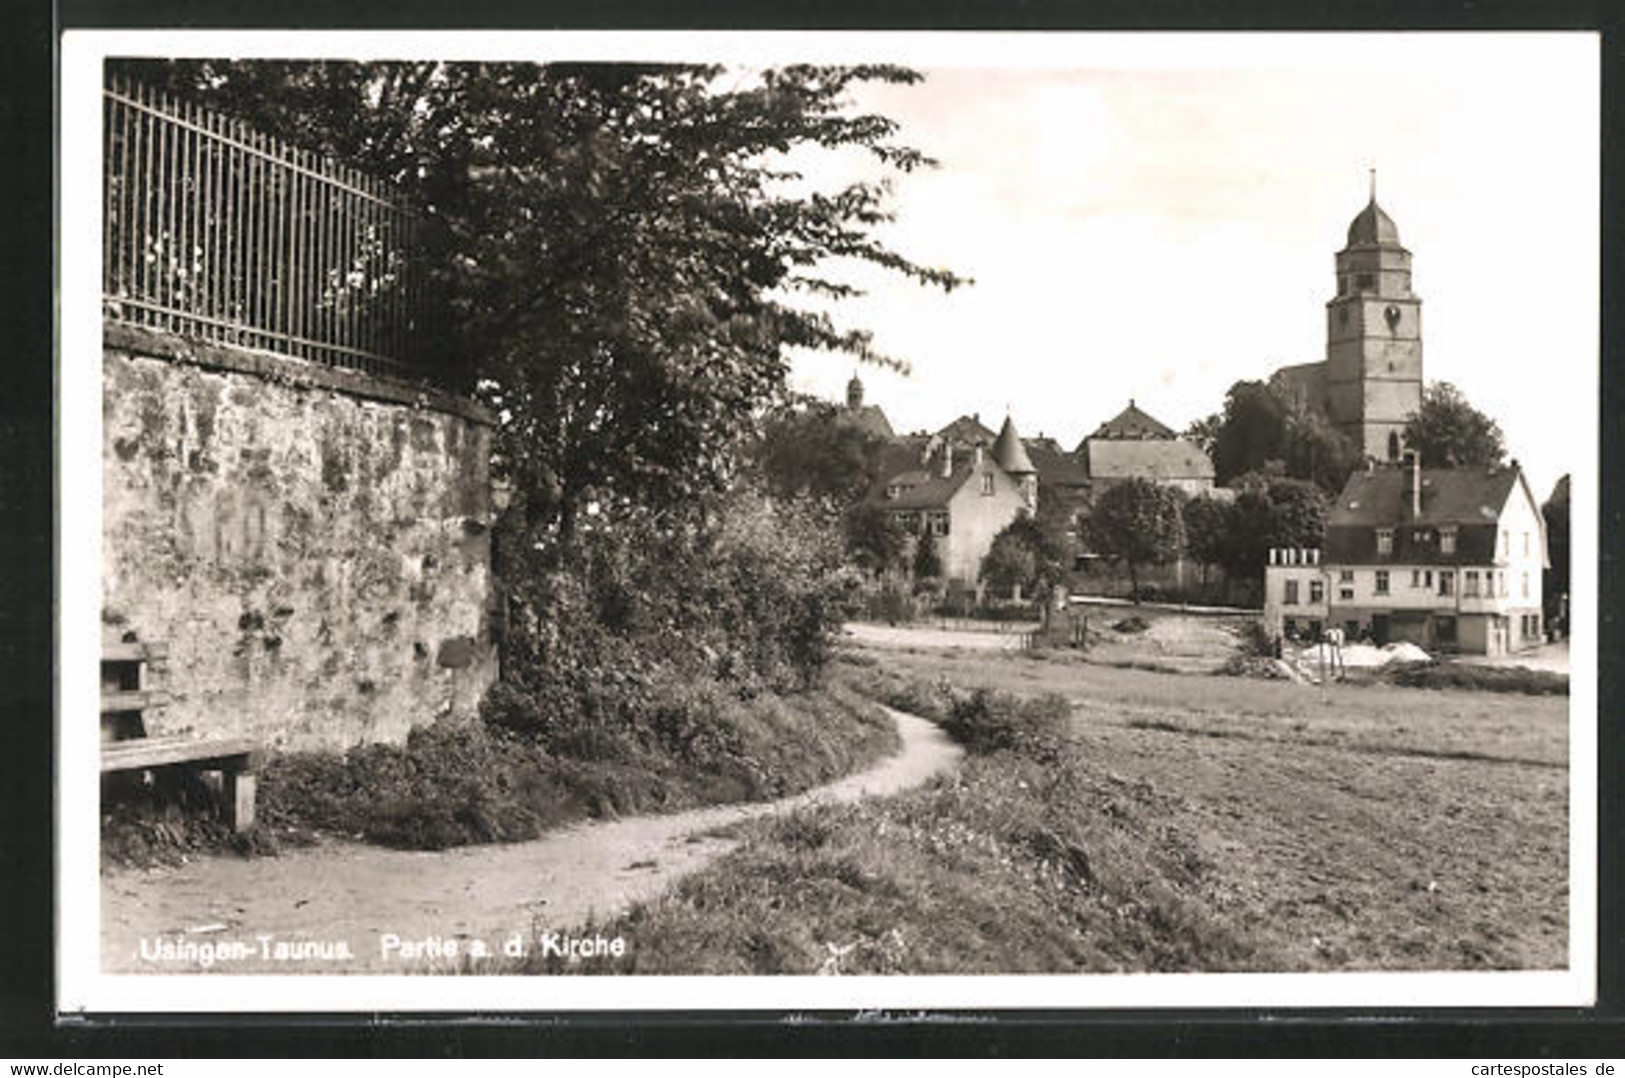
xmin=56 ymin=29 xmax=1599 ymax=1014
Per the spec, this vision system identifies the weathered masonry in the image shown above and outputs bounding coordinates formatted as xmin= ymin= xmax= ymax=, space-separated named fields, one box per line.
xmin=101 ymin=75 xmax=497 ymax=750
xmin=102 ymin=324 xmax=498 ymax=749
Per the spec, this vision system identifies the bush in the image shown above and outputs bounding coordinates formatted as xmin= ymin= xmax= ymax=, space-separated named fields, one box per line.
xmin=940 ymin=688 xmax=1071 ymax=759
xmin=1380 ymin=661 xmax=1567 ymax=696
xmin=861 ymin=578 xmax=920 ymax=625
xmin=252 ymin=678 xmax=903 ymax=852
xmin=929 ymin=597 xmax=1037 ymax=623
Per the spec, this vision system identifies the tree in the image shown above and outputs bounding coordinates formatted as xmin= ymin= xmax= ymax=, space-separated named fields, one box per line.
xmin=978 ymin=514 xmax=1066 ymax=601
xmin=843 ymin=503 xmax=907 ymax=579
xmin=1082 ymin=479 xmax=1186 ymax=603
xmin=1209 ymin=381 xmax=1287 ymax=486
xmin=1184 ymin=413 xmax=1224 ymax=458
xmin=1543 ymin=475 xmax=1570 ymax=634
xmin=750 ymin=398 xmax=882 ymax=508
xmin=912 ymin=526 xmax=943 ymax=583
xmin=119 ymin=59 xmax=968 ymax=551
xmin=1222 ymin=472 xmax=1328 ymax=584
xmin=1201 ymin=379 xmax=1360 ymax=493
xmin=1403 ymin=382 xmax=1507 ymax=468
xmin=1280 ymin=406 xmax=1362 ymax=494
xmin=1182 ymin=494 xmax=1233 ymax=588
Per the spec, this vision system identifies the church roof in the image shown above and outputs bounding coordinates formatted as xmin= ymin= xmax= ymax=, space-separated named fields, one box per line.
xmin=1346 ymin=197 xmax=1401 ymax=247
xmin=1083 ymin=400 xmax=1177 ymax=444
xmin=989 ymin=415 xmax=1035 ymax=475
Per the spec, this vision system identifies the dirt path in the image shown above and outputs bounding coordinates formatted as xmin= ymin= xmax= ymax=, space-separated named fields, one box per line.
xmin=101 ymin=708 xmax=961 ymax=974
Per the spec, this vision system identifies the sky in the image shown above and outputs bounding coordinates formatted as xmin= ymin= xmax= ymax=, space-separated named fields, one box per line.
xmin=781 ymin=38 xmax=1598 ymax=500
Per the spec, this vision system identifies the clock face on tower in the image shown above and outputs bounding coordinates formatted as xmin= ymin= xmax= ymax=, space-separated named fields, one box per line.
xmin=1384 ymin=304 xmax=1401 ymax=331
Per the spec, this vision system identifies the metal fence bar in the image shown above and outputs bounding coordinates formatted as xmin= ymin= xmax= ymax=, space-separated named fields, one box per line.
xmin=101 ymin=75 xmax=423 ymax=378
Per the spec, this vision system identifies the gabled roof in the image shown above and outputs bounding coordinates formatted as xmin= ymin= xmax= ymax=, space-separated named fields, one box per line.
xmin=868 ymin=449 xmax=978 ymax=510
xmin=935 ymin=414 xmax=996 ymax=446
xmin=1328 ymin=463 xmax=1522 ymax=529
xmin=1024 ymin=439 xmax=1091 ymax=487
xmin=1083 ymin=438 xmax=1214 ymax=481
xmin=989 ymin=415 xmax=1035 ymax=475
xmin=1082 ymin=400 xmax=1176 ymax=444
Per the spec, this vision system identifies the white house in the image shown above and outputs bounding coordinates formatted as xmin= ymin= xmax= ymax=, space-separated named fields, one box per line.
xmin=1263 ymin=454 xmax=1547 ymax=654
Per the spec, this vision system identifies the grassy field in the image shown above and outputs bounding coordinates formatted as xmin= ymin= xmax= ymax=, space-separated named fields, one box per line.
xmin=535 ymin=637 xmax=1568 ymax=974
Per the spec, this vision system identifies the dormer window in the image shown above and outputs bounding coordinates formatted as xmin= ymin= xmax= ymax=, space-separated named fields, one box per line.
xmin=885 ymin=484 xmax=900 ymax=500
xmin=1440 ymin=526 xmax=1457 ymax=554
xmin=1376 ymin=528 xmax=1393 ymax=556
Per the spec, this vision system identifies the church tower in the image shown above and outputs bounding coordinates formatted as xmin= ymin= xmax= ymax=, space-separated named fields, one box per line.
xmin=1324 ymin=178 xmax=1424 ymax=461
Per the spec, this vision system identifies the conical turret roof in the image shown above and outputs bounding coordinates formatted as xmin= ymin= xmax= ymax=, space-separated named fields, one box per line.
xmin=990 ymin=415 xmax=1035 ymax=475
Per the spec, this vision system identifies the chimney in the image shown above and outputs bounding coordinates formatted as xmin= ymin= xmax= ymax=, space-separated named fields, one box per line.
xmin=941 ymin=442 xmax=953 ymax=479
xmin=1402 ymin=450 xmax=1421 ymax=519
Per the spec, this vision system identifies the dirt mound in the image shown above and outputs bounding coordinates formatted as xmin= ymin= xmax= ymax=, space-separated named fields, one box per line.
xmin=1384 ymin=642 xmax=1432 ymax=664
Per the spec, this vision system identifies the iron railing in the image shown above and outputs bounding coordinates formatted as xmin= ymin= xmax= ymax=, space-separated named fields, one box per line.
xmin=102 ymin=72 xmax=427 ymax=380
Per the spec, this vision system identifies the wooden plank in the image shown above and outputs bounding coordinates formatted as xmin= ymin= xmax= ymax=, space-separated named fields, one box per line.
xmin=102 ymin=641 xmax=169 ymax=662
xmin=100 ymin=689 xmax=170 ymax=713
xmin=223 ymin=771 xmax=256 ymax=832
xmin=101 ymin=735 xmax=257 ymax=773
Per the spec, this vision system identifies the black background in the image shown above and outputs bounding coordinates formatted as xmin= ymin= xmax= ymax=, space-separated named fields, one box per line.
xmin=5 ymin=0 xmax=1622 ymax=1057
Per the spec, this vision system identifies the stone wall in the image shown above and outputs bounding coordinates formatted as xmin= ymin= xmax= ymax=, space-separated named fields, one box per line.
xmin=101 ymin=323 xmax=498 ymax=751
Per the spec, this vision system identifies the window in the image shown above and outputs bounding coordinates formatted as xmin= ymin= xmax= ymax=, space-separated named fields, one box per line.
xmin=1284 ymin=580 xmax=1299 ymax=606
xmin=1284 ymin=617 xmax=1297 ymax=636
xmin=1464 ymin=570 xmax=1479 ymax=597
xmin=1387 ymin=432 xmax=1400 ymax=461
xmin=1531 ymin=613 xmax=1541 ymax=639
xmin=1339 ymin=570 xmax=1354 ymax=583
xmin=1310 ymin=579 xmax=1325 ymax=603
xmin=1440 ymin=527 xmax=1457 ymax=554
xmin=1424 ymin=570 xmax=1433 ymax=588
xmin=929 ymin=511 xmax=949 ymax=537
xmin=1375 ymin=570 xmax=1390 ymax=595
xmin=1522 ymin=572 xmax=1530 ymax=599
xmin=1502 ymin=529 xmax=1510 ymax=556
xmin=1376 ymin=528 xmax=1393 ymax=555
xmin=1411 ymin=569 xmax=1423 ymax=588
xmin=1523 ymin=532 xmax=1530 ymax=556
xmin=1339 ymin=584 xmax=1354 ymax=601
xmin=1438 ymin=570 xmax=1454 ymax=597
xmin=980 ymin=473 xmax=994 ymax=496
xmin=1500 ymin=573 xmax=1509 ymax=598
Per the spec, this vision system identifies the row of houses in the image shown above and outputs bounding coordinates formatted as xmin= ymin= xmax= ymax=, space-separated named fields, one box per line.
xmin=841 ymin=374 xmax=1214 ymax=588
xmin=1263 ymin=454 xmax=1548 ymax=655
xmin=834 ymin=187 xmax=1550 ymax=655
